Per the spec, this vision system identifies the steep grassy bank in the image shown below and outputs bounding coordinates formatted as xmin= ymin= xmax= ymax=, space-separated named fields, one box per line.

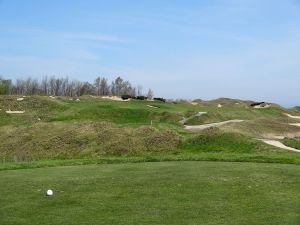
xmin=0 ymin=95 xmax=300 ymax=164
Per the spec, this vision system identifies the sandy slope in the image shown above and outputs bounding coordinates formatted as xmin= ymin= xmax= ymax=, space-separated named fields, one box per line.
xmin=179 ymin=112 xmax=207 ymax=125
xmin=260 ymin=139 xmax=300 ymax=153
xmin=184 ymin=120 xmax=244 ymax=131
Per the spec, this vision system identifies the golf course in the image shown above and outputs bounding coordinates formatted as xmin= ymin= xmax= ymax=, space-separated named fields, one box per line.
xmin=1 ymin=0 xmax=300 ymax=224
xmin=1 ymin=162 xmax=299 ymax=225
xmin=0 ymin=95 xmax=300 ymax=224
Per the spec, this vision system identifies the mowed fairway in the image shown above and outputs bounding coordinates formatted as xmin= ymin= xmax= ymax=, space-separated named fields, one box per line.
xmin=0 ymin=162 xmax=299 ymax=225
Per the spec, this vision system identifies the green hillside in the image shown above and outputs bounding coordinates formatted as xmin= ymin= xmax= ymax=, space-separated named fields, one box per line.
xmin=0 ymin=95 xmax=299 ymax=165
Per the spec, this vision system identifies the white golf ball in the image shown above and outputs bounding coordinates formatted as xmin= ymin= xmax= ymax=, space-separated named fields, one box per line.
xmin=46 ymin=189 xmax=53 ymax=196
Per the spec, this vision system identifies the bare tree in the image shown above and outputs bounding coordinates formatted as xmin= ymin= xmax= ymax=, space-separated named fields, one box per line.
xmin=147 ymin=89 xmax=154 ymax=100
xmin=137 ymin=85 xmax=143 ymax=96
xmin=94 ymin=77 xmax=101 ymax=96
xmin=100 ymin=78 xmax=109 ymax=95
xmin=7 ymin=75 xmax=153 ymax=98
xmin=41 ymin=76 xmax=48 ymax=95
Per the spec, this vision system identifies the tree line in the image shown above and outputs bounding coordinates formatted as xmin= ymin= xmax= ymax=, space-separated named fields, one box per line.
xmin=0 ymin=76 xmax=154 ymax=99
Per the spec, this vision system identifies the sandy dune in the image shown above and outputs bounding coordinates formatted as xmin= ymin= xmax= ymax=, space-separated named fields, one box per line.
xmin=184 ymin=119 xmax=244 ymax=131
xmin=284 ymin=113 xmax=300 ymax=119
xmin=260 ymin=139 xmax=300 ymax=153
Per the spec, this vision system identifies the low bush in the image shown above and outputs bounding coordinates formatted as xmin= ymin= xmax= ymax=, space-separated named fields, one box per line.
xmin=136 ymin=96 xmax=147 ymax=100
xmin=121 ymin=94 xmax=135 ymax=100
xmin=154 ymin=97 xmax=166 ymax=102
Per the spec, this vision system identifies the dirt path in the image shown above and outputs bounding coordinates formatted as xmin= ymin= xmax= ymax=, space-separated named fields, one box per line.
xmin=260 ymin=139 xmax=300 ymax=153
xmin=184 ymin=119 xmax=244 ymax=131
xmin=179 ymin=112 xmax=207 ymax=125
xmin=284 ymin=113 xmax=300 ymax=119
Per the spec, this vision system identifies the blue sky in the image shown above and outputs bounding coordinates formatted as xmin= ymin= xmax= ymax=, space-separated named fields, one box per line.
xmin=0 ymin=0 xmax=300 ymax=106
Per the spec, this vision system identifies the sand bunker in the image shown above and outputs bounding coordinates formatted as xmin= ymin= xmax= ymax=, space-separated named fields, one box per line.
xmin=6 ymin=110 xmax=25 ymax=114
xmin=17 ymin=98 xmax=24 ymax=101
xmin=254 ymin=104 xmax=271 ymax=109
xmin=265 ymin=135 xmax=285 ymax=140
xmin=260 ymin=139 xmax=300 ymax=153
xmin=147 ymin=105 xmax=159 ymax=109
xmin=184 ymin=119 xmax=244 ymax=131
xmin=196 ymin=112 xmax=207 ymax=116
xmin=284 ymin=113 xmax=300 ymax=119
xmin=290 ymin=123 xmax=300 ymax=127
xmin=102 ymin=96 xmax=129 ymax=101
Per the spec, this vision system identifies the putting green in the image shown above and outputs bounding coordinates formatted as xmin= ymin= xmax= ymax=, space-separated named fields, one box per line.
xmin=0 ymin=161 xmax=299 ymax=225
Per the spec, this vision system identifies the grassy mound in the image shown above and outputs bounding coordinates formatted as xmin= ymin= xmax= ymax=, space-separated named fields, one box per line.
xmin=180 ymin=128 xmax=270 ymax=153
xmin=0 ymin=122 xmax=180 ymax=161
xmin=0 ymin=95 xmax=300 ymax=164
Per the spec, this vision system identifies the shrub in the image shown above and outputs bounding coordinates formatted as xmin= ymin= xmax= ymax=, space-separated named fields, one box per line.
xmin=154 ymin=97 xmax=166 ymax=102
xmin=136 ymin=96 xmax=147 ymax=100
xmin=121 ymin=94 xmax=134 ymax=100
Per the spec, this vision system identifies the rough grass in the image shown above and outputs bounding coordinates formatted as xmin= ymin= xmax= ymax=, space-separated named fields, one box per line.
xmin=179 ymin=127 xmax=272 ymax=153
xmin=0 ymin=161 xmax=299 ymax=225
xmin=1 ymin=95 xmax=300 ymax=164
xmin=0 ymin=122 xmax=181 ymax=161
xmin=282 ymin=138 xmax=300 ymax=150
